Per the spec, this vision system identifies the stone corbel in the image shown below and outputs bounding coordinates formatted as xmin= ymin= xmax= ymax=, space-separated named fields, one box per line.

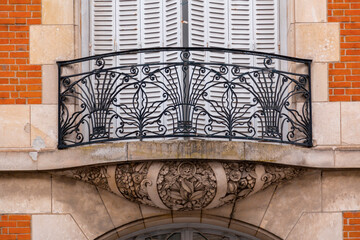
xmin=52 ymin=161 xmax=305 ymax=211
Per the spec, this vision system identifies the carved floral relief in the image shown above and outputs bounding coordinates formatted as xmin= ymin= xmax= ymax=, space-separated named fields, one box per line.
xmin=53 ymin=161 xmax=305 ymax=211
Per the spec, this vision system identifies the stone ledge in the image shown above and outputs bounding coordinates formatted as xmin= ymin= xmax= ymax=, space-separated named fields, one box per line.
xmin=0 ymin=140 xmax=360 ymax=171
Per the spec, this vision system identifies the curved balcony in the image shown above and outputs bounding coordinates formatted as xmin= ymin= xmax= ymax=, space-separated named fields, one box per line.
xmin=57 ymin=47 xmax=312 ymax=149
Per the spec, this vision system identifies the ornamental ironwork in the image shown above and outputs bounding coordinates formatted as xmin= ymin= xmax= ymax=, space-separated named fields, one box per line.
xmin=57 ymin=47 xmax=312 ymax=149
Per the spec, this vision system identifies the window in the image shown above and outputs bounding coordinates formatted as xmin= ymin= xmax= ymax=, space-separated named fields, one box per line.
xmin=84 ymin=0 xmax=283 ymax=61
xmin=117 ymin=224 xmax=262 ymax=240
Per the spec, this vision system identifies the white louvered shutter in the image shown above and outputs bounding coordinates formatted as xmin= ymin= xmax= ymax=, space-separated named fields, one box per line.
xmin=253 ymin=0 xmax=279 ymax=65
xmin=229 ymin=0 xmax=255 ymax=135
xmin=90 ymin=0 xmax=116 ymax=67
xmin=88 ymin=0 xmax=280 ymax=139
xmin=253 ymin=0 xmax=280 ymax=138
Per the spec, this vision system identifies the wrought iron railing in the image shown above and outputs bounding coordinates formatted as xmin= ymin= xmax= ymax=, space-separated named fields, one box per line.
xmin=57 ymin=47 xmax=312 ymax=149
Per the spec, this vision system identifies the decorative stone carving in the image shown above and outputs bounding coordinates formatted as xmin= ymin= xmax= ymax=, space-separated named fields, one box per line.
xmin=115 ymin=162 xmax=153 ymax=206
xmin=53 ymin=161 xmax=305 ymax=211
xmin=157 ymin=161 xmax=217 ymax=211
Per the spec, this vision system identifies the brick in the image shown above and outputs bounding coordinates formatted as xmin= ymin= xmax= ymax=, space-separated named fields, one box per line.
xmin=8 ymin=216 xmax=31 ymax=221
xmin=16 ymin=221 xmax=30 ymax=227
xmin=330 ymin=95 xmax=351 ymax=101
xmin=27 ymin=84 xmax=41 ymax=91
xmin=9 ymin=12 xmax=31 ymax=18
xmin=17 ymin=235 xmax=31 ymax=240
xmin=329 ymin=69 xmax=351 ymax=75
xmin=347 ymin=76 xmax=360 ymax=81
xmin=0 ymin=221 xmax=16 ymax=227
xmin=18 ymin=65 xmax=41 ymax=71
xmin=349 ymin=219 xmax=360 ymax=224
xmin=16 ymin=98 xmax=26 ymax=104
xmin=19 ymin=91 xmax=41 ymax=98
xmin=350 ymin=232 xmax=360 ymax=237
xmin=8 ymin=228 xmax=31 ymax=234
xmin=0 ymin=235 xmax=17 ymax=240
xmin=329 ymin=3 xmax=351 ymax=9
xmin=27 ymin=98 xmax=41 ymax=104
xmin=346 ymin=89 xmax=360 ymax=94
xmin=9 ymin=0 xmax=32 ymax=3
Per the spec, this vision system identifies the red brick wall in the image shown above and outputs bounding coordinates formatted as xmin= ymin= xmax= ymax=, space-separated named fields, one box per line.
xmin=344 ymin=212 xmax=360 ymax=239
xmin=0 ymin=0 xmax=41 ymax=104
xmin=328 ymin=0 xmax=360 ymax=101
xmin=0 ymin=215 xmax=31 ymax=240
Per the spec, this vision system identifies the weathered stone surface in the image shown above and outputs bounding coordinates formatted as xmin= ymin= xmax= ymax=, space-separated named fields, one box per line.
xmin=286 ymin=212 xmax=342 ymax=240
xmin=0 ymin=152 xmax=37 ymax=170
xmin=31 ymin=105 xmax=57 ymax=149
xmin=52 ymin=176 xmax=114 ymax=239
xmin=335 ymin=150 xmax=360 ymax=167
xmin=295 ymin=0 xmax=327 ymax=23
xmin=259 ymin=171 xmax=321 ymax=239
xmin=202 ymin=203 xmax=234 ymax=228
xmin=98 ymin=188 xmax=143 ymax=227
xmin=244 ymin=142 xmax=334 ymax=167
xmin=30 ymin=25 xmax=74 ymax=64
xmin=322 ymin=170 xmax=360 ymax=211
xmin=0 ymin=173 xmax=51 ymax=213
xmin=32 ymin=215 xmax=87 ymax=240
xmin=37 ymin=142 xmax=127 ymax=170
xmin=295 ymin=23 xmax=340 ymax=62
xmin=229 ymin=219 xmax=258 ymax=238
xmin=172 ymin=210 xmax=202 ymax=223
xmin=313 ymin=102 xmax=341 ymax=145
xmin=232 ymin=185 xmax=276 ymax=227
xmin=42 ymin=0 xmax=73 ymax=24
xmin=311 ymin=63 xmax=328 ymax=102
xmin=0 ymin=105 xmax=30 ymax=148
xmin=341 ymin=102 xmax=360 ymax=145
xmin=128 ymin=140 xmax=245 ymax=161
xmin=42 ymin=65 xmax=58 ymax=105
xmin=140 ymin=205 xmax=172 ymax=228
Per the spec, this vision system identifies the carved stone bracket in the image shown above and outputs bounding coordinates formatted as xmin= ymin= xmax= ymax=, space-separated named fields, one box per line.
xmin=52 ymin=161 xmax=305 ymax=211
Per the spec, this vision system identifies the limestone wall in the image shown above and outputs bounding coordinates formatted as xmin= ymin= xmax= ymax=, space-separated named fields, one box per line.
xmin=0 ymin=0 xmax=359 ymax=240
xmin=0 ymin=170 xmax=356 ymax=240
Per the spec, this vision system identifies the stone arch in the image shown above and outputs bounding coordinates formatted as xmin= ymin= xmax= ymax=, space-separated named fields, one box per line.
xmin=95 ymin=219 xmax=282 ymax=240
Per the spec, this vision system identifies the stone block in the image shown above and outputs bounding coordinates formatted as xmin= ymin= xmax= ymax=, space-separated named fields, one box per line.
xmin=259 ymin=171 xmax=321 ymax=239
xmin=31 ymin=105 xmax=57 ymax=149
xmin=244 ymin=142 xmax=334 ymax=167
xmin=313 ymin=102 xmax=341 ymax=145
xmin=0 ymin=105 xmax=30 ymax=148
xmin=52 ymin=176 xmax=114 ymax=239
xmin=32 ymin=215 xmax=87 ymax=240
xmin=42 ymin=65 xmax=58 ymax=104
xmin=295 ymin=23 xmax=340 ymax=62
xmin=37 ymin=142 xmax=127 ymax=170
xmin=287 ymin=212 xmax=342 ymax=240
xmin=322 ymin=170 xmax=360 ymax=211
xmin=341 ymin=102 xmax=360 ymax=145
xmin=311 ymin=63 xmax=328 ymax=102
xmin=295 ymin=0 xmax=327 ymax=23
xmin=98 ymin=188 xmax=143 ymax=227
xmin=0 ymin=152 xmax=37 ymax=171
xmin=335 ymin=150 xmax=360 ymax=168
xmin=42 ymin=0 xmax=73 ymax=24
xmin=0 ymin=173 xmax=51 ymax=213
xmin=30 ymin=25 xmax=74 ymax=64
xmin=232 ymin=185 xmax=276 ymax=227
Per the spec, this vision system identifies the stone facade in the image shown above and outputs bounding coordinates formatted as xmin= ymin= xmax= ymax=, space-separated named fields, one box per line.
xmin=0 ymin=0 xmax=359 ymax=240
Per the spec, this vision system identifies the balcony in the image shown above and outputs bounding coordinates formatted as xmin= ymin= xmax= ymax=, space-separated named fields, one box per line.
xmin=57 ymin=47 xmax=312 ymax=149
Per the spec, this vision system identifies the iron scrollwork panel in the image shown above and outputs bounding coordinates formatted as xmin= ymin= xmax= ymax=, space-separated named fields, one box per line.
xmin=58 ymin=48 xmax=312 ymax=148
